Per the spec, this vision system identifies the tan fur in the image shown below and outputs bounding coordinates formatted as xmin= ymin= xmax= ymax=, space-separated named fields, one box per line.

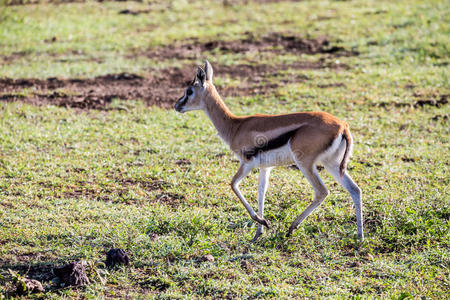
xmin=202 ymin=84 xmax=349 ymax=166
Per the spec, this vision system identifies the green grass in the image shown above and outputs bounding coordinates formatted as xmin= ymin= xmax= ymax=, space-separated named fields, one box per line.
xmin=0 ymin=0 xmax=449 ymax=298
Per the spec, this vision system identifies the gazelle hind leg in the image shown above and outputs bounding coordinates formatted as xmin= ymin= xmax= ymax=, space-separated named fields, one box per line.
xmin=252 ymin=167 xmax=272 ymax=242
xmin=287 ymin=158 xmax=329 ymax=236
xmin=322 ymin=161 xmax=364 ymax=240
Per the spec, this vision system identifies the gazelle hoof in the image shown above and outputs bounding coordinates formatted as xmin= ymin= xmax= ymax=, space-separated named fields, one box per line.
xmin=261 ymin=219 xmax=270 ymax=228
xmin=251 ymin=231 xmax=263 ymax=243
xmin=253 ymin=216 xmax=270 ymax=228
xmin=286 ymin=225 xmax=296 ymax=237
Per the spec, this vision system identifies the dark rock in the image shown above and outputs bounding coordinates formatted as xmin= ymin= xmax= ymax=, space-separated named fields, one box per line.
xmin=16 ymin=278 xmax=44 ymax=295
xmin=105 ymin=248 xmax=130 ymax=268
xmin=148 ymin=233 xmax=159 ymax=241
xmin=53 ymin=261 xmax=90 ymax=286
xmin=175 ymin=159 xmax=191 ymax=165
xmin=401 ymin=156 xmax=416 ymax=163
xmin=240 ymin=259 xmax=252 ymax=271
xmin=348 ymin=261 xmax=362 ymax=268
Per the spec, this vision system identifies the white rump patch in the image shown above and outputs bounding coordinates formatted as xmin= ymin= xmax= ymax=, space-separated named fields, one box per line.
xmin=317 ymin=134 xmax=347 ymax=165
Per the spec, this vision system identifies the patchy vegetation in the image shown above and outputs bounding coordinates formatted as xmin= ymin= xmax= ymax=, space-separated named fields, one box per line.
xmin=0 ymin=33 xmax=352 ymax=110
xmin=0 ymin=0 xmax=448 ymax=298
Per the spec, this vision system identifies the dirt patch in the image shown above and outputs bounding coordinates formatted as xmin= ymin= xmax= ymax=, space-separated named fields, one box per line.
xmin=1 ymin=32 xmax=356 ymax=110
xmin=213 ymin=60 xmax=339 ymax=97
xmin=356 ymin=159 xmax=382 ymax=168
xmin=1 ymin=33 xmax=356 ymax=110
xmin=0 ymin=73 xmax=158 ymax=110
xmin=413 ymin=95 xmax=448 ymax=108
xmin=0 ymin=51 xmax=29 ymax=64
xmin=4 ymin=0 xmax=136 ymax=5
xmin=139 ymin=278 xmax=171 ymax=291
xmin=132 ymin=32 xmax=358 ymax=60
xmin=195 ymin=254 xmax=215 ymax=263
xmin=431 ymin=114 xmax=448 ymax=121
xmin=62 ymin=186 xmax=98 ymax=199
xmin=316 ymin=83 xmax=346 ymax=88
xmin=0 ymin=260 xmax=55 ymax=283
xmin=1 ymin=50 xmax=100 ymax=65
xmin=4 ymin=0 xmax=299 ymax=5
xmin=154 ymin=192 xmax=185 ymax=208
xmin=118 ymin=178 xmax=171 ymax=191
xmin=401 ymin=156 xmax=416 ymax=163
xmin=0 ymin=60 xmax=343 ymax=110
xmin=375 ymin=94 xmax=448 ymax=109
xmin=45 ymin=176 xmax=170 ymax=203
xmin=223 ymin=0 xmax=302 ymax=5
xmin=13 ymin=252 xmax=50 ymax=264
xmin=175 ymin=159 xmax=191 ymax=166
xmin=119 ymin=9 xmax=152 ymax=15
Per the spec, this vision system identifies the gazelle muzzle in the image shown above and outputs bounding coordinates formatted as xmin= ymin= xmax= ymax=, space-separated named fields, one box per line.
xmin=174 ymin=95 xmax=187 ymax=112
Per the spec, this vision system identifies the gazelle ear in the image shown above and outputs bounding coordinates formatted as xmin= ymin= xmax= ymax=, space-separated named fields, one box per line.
xmin=204 ymin=60 xmax=213 ymax=82
xmin=196 ymin=67 xmax=206 ymax=85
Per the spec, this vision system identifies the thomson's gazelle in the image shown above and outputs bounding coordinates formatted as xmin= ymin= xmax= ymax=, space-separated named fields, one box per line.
xmin=175 ymin=60 xmax=363 ymax=241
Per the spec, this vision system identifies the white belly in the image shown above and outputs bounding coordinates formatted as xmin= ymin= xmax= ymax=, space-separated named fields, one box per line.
xmin=253 ymin=143 xmax=295 ymax=168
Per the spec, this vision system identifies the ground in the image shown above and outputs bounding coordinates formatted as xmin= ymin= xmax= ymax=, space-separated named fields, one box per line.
xmin=0 ymin=0 xmax=448 ymax=298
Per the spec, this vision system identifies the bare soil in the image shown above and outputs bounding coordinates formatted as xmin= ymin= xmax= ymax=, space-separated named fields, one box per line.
xmin=131 ymin=32 xmax=358 ymax=60
xmin=376 ymin=94 xmax=448 ymax=108
xmin=0 ymin=63 xmax=341 ymax=110
xmin=0 ymin=34 xmax=354 ymax=110
xmin=5 ymin=0 xmax=301 ymax=5
xmin=0 ymin=259 xmax=55 ymax=283
xmin=154 ymin=192 xmax=185 ymax=209
xmin=4 ymin=0 xmax=138 ymax=6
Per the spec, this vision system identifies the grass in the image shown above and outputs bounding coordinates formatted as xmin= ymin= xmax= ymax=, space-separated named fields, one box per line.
xmin=0 ymin=0 xmax=449 ymax=298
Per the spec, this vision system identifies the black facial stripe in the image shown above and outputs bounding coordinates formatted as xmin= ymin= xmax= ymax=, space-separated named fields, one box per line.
xmin=186 ymin=88 xmax=193 ymax=96
xmin=242 ymin=128 xmax=301 ymax=160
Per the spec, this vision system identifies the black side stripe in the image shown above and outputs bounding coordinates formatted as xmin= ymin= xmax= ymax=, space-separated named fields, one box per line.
xmin=242 ymin=128 xmax=301 ymax=160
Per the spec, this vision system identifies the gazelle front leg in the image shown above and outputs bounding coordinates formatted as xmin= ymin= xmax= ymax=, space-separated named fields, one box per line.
xmin=230 ymin=163 xmax=270 ymax=228
xmin=252 ymin=167 xmax=272 ymax=242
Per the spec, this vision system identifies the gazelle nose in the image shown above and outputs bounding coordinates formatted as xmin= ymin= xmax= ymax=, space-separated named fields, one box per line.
xmin=174 ymin=101 xmax=182 ymax=112
xmin=174 ymin=95 xmax=186 ymax=112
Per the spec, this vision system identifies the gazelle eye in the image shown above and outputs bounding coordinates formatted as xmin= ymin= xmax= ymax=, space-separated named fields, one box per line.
xmin=186 ymin=88 xmax=193 ymax=96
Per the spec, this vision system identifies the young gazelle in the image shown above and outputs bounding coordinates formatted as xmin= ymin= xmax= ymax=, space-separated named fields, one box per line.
xmin=174 ymin=60 xmax=363 ymax=241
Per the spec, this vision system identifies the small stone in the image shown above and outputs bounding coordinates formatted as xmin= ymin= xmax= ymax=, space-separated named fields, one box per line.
xmin=16 ymin=278 xmax=44 ymax=295
xmin=199 ymin=254 xmax=215 ymax=262
xmin=149 ymin=233 xmax=159 ymax=241
xmin=348 ymin=261 xmax=361 ymax=268
xmin=175 ymin=159 xmax=191 ymax=165
xmin=105 ymin=248 xmax=130 ymax=267
xmin=53 ymin=261 xmax=90 ymax=286
xmin=240 ymin=260 xmax=252 ymax=271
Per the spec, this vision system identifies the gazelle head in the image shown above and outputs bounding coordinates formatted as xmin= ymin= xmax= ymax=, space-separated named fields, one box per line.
xmin=174 ymin=60 xmax=214 ymax=113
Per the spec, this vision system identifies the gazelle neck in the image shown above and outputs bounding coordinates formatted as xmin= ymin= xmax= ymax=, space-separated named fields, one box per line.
xmin=203 ymin=84 xmax=237 ymax=145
